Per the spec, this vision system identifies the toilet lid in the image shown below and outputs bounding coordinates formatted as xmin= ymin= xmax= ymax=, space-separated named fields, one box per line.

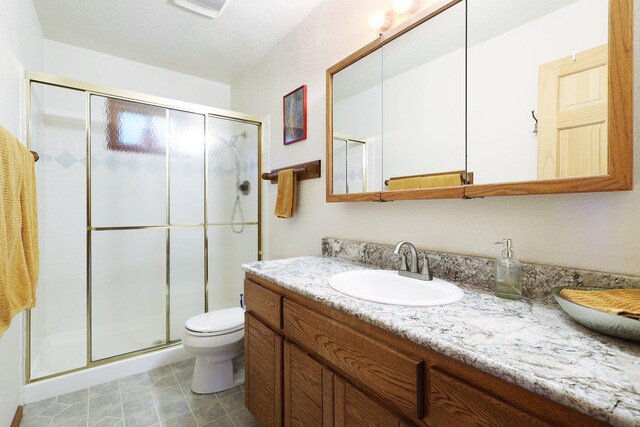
xmin=186 ymin=307 xmax=245 ymax=334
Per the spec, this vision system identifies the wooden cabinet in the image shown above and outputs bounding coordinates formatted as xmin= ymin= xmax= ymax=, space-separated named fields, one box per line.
xmin=244 ymin=274 xmax=608 ymax=427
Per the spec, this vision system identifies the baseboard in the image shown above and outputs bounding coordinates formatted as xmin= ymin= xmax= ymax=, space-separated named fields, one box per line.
xmin=11 ymin=406 xmax=23 ymax=427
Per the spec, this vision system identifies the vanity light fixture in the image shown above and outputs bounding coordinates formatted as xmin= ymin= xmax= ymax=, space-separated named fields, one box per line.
xmin=369 ymin=0 xmax=421 ymax=32
xmin=369 ymin=9 xmax=393 ymax=32
xmin=392 ymin=0 xmax=420 ymax=15
xmin=172 ymin=0 xmax=231 ymax=18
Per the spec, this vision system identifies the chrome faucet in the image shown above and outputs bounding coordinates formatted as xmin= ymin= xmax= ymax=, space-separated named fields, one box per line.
xmin=393 ymin=241 xmax=433 ymax=281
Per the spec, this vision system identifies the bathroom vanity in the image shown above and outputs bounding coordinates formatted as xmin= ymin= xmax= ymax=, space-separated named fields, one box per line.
xmin=242 ymin=257 xmax=639 ymax=427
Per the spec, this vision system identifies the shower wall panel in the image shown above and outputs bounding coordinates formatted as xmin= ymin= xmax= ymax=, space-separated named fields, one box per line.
xmin=29 ymin=83 xmax=87 ymax=379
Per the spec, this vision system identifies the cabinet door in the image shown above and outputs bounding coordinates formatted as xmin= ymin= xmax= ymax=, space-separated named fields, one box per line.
xmin=245 ymin=313 xmax=283 ymax=427
xmin=334 ymin=376 xmax=412 ymax=427
xmin=284 ymin=341 xmax=335 ymax=427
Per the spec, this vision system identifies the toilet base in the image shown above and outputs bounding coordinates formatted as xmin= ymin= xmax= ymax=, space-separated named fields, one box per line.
xmin=190 ymin=354 xmax=244 ymax=394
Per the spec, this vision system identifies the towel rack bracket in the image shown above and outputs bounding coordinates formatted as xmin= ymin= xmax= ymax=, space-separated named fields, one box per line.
xmin=261 ymin=159 xmax=321 ymax=184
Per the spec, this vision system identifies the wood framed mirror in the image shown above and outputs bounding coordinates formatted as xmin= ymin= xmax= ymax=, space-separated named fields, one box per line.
xmin=326 ymin=0 xmax=632 ymax=202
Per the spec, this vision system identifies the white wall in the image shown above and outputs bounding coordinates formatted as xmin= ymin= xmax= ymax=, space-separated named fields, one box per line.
xmin=231 ymin=0 xmax=640 ymax=277
xmin=0 ymin=0 xmax=43 ymax=423
xmin=44 ymin=40 xmax=231 ymax=109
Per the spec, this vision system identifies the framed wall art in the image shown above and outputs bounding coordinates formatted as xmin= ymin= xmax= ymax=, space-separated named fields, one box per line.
xmin=283 ymin=84 xmax=307 ymax=145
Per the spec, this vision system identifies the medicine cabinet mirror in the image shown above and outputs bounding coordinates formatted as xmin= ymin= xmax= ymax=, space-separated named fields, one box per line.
xmin=326 ymin=0 xmax=632 ymax=202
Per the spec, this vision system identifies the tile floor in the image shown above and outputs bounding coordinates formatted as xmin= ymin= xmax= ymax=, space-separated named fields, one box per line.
xmin=22 ymin=358 xmax=257 ymax=427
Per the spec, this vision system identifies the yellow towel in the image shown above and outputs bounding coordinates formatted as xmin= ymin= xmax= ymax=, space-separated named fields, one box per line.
xmin=560 ymin=289 xmax=640 ymax=320
xmin=0 ymin=125 xmax=39 ymax=336
xmin=419 ymin=173 xmax=461 ymax=189
xmin=274 ymin=169 xmax=297 ymax=218
xmin=387 ymin=177 xmax=421 ymax=191
xmin=387 ymin=174 xmax=462 ymax=190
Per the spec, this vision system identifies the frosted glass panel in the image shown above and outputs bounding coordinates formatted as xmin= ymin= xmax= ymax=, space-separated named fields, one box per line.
xmin=207 ymin=118 xmax=258 ymax=224
xmin=333 ymin=139 xmax=347 ymax=194
xmin=92 ymin=229 xmax=166 ymax=360
xmin=170 ymin=228 xmax=205 ymax=340
xmin=170 ymin=110 xmax=205 ymax=224
xmin=91 ymin=96 xmax=167 ymax=227
xmin=29 ymin=83 xmax=87 ymax=379
xmin=208 ymin=225 xmax=258 ymax=310
xmin=347 ymin=141 xmax=365 ymax=193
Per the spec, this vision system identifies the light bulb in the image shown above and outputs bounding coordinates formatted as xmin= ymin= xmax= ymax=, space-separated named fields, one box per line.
xmin=368 ymin=10 xmax=392 ymax=31
xmin=392 ymin=0 xmax=419 ymax=14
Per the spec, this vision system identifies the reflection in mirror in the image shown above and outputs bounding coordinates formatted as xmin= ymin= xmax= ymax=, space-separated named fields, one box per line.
xmin=333 ymin=50 xmax=383 ymax=193
xmin=381 ymin=1 xmax=465 ymax=191
xmin=467 ymin=0 xmax=609 ymax=185
xmin=333 ymin=135 xmax=367 ymax=194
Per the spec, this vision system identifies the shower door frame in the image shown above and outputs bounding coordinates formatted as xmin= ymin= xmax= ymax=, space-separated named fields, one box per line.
xmin=24 ymin=71 xmax=263 ymax=383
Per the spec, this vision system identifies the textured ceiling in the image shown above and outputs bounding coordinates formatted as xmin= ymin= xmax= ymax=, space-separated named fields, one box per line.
xmin=32 ymin=0 xmax=325 ymax=84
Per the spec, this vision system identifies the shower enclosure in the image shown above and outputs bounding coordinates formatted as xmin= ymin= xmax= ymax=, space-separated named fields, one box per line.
xmin=26 ymin=72 xmax=261 ymax=381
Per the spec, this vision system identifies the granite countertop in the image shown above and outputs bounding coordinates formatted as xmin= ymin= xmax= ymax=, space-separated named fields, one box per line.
xmin=242 ymin=256 xmax=640 ymax=427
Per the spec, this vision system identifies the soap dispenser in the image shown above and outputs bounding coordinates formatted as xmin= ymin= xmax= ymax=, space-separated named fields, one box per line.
xmin=494 ymin=239 xmax=522 ymax=300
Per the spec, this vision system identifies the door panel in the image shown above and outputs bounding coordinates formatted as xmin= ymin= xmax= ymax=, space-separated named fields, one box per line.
xmin=538 ymin=45 xmax=608 ymax=179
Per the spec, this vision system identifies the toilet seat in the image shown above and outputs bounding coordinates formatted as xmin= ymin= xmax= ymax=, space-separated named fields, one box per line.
xmin=185 ymin=307 xmax=245 ymax=336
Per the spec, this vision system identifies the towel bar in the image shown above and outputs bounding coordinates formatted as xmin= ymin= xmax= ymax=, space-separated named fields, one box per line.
xmin=30 ymin=151 xmax=39 ymax=162
xmin=261 ymin=160 xmax=321 ymax=184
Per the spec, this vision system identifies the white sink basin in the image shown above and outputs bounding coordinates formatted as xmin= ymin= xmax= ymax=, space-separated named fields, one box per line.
xmin=328 ymin=269 xmax=464 ymax=307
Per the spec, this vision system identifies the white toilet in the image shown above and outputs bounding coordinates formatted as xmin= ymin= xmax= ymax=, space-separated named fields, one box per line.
xmin=182 ymin=307 xmax=245 ymax=394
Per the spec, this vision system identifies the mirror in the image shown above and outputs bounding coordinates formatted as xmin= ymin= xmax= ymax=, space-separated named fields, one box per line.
xmin=382 ymin=2 xmax=466 ymax=194
xmin=326 ymin=0 xmax=632 ymax=202
xmin=332 ymin=49 xmax=383 ymax=195
xmin=467 ymin=0 xmax=609 ymax=185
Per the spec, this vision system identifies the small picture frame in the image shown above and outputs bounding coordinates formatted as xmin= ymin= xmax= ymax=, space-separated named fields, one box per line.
xmin=283 ymin=85 xmax=307 ymax=145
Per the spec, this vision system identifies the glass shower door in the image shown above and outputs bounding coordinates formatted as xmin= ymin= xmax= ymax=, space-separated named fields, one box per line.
xmin=90 ymin=96 xmax=206 ymax=360
xmin=27 ymin=74 xmax=261 ymax=380
xmin=206 ymin=117 xmax=259 ymax=310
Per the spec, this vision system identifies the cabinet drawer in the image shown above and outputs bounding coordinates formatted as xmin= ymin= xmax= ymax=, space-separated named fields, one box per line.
xmin=430 ymin=369 xmax=550 ymax=427
xmin=335 ymin=377 xmax=412 ymax=427
xmin=283 ymin=300 xmax=424 ymax=420
xmin=245 ymin=279 xmax=282 ymax=329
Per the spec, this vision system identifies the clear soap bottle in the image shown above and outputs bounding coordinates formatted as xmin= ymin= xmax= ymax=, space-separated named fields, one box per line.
xmin=494 ymin=239 xmax=522 ymax=300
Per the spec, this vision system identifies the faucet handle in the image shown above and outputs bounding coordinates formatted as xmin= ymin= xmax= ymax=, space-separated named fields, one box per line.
xmin=399 ymin=253 xmax=409 ymax=271
xmin=419 ymin=254 xmax=434 ymax=280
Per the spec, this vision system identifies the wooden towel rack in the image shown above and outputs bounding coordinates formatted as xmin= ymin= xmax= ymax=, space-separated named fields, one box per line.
xmin=261 ymin=160 xmax=321 ymax=184
xmin=31 ymin=151 xmax=39 ymax=162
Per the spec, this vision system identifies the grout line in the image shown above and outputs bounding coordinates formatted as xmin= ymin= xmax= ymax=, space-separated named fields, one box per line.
xmin=217 ymin=392 xmax=239 ymax=427
xmin=151 ymin=375 xmax=164 ymax=427
xmin=117 ymin=379 xmax=124 ymax=427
